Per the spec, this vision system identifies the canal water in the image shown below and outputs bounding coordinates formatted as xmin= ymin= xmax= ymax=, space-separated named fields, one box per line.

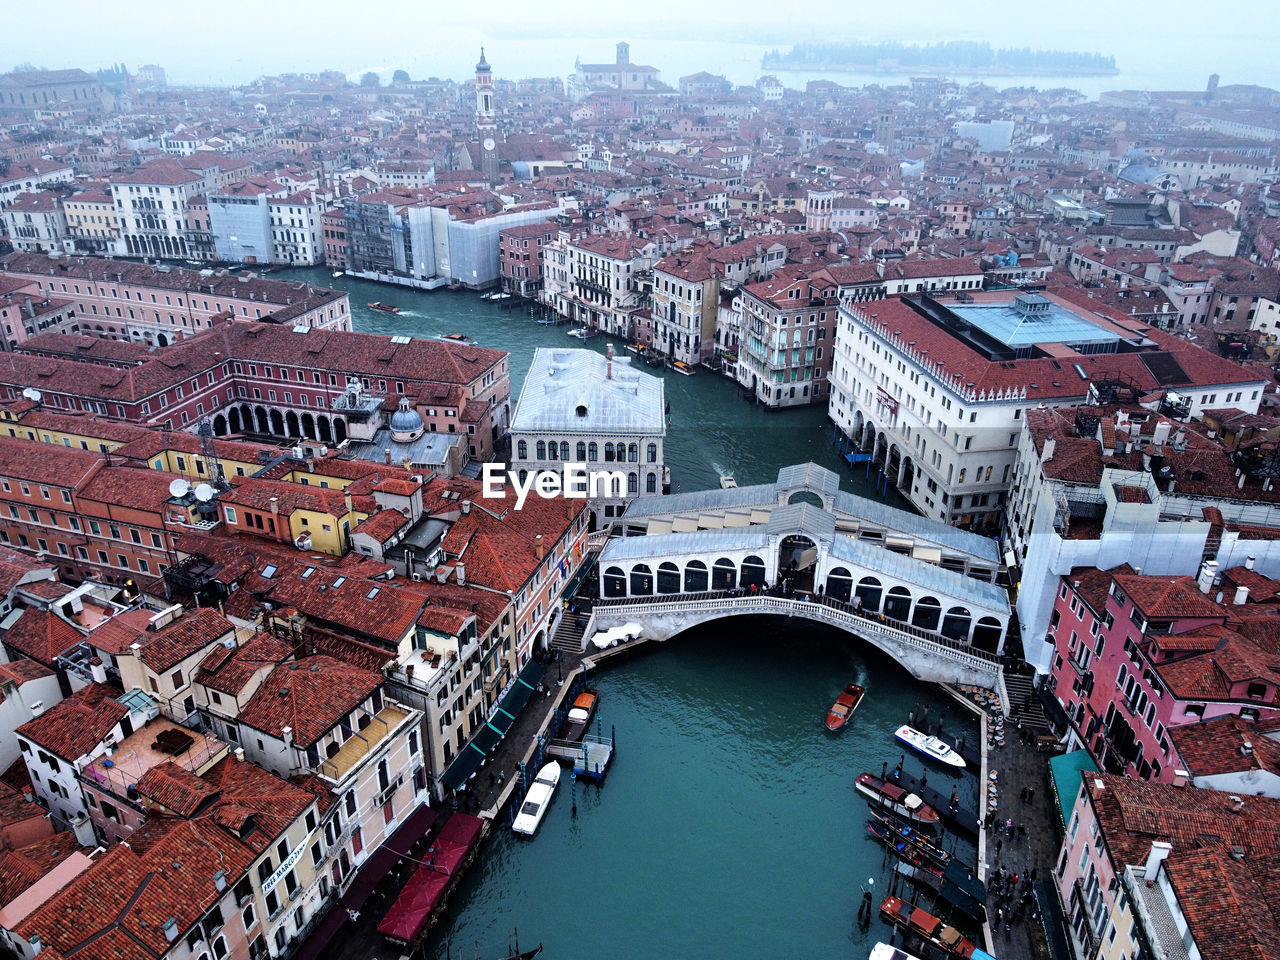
xmin=272 ymin=270 xmax=965 ymax=956
xmin=274 ymin=268 xmax=904 ymax=503
xmin=425 ymin=622 xmax=977 ymax=959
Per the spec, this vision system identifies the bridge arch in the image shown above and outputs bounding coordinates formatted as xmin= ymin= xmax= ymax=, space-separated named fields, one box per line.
xmin=630 ymin=564 xmax=653 ymax=596
xmin=883 ymin=584 xmax=912 ymax=621
xmin=741 ymin=555 xmax=766 ymax=588
xmin=912 ymin=596 xmax=941 ymax=631
xmin=941 ymin=605 xmax=972 ymax=642
xmin=711 ymin=558 xmax=736 ymax=590
xmin=825 ymin=566 xmax=853 ymax=602
xmin=603 ymin=565 xmax=626 ymax=598
xmin=656 ymin=562 xmax=680 ymax=593
xmin=684 ymin=560 xmax=708 ymax=592
xmin=855 ymin=576 xmax=882 ymax=612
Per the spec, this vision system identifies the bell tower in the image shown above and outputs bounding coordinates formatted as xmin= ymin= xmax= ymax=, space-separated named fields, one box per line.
xmin=475 ymin=48 xmax=499 ymax=186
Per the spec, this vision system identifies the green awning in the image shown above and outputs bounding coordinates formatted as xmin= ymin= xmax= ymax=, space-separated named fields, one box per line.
xmin=438 ymin=660 xmax=547 ymax=792
xmin=1049 ymin=749 xmax=1098 ymax=831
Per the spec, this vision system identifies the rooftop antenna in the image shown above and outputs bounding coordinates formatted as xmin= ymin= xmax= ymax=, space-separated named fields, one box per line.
xmin=168 ymin=478 xmax=191 ymax=499
xmin=197 ymin=419 xmax=226 ymax=486
xmin=194 ymin=483 xmax=215 ymax=503
xmin=21 ymin=387 xmax=42 ymax=404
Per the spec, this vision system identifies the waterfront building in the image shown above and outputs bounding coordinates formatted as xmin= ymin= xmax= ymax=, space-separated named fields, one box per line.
xmin=1045 ymin=565 xmax=1280 ymax=782
xmin=498 ymin=222 xmax=555 ymax=298
xmin=541 ymin=231 xmax=656 ymax=338
xmin=736 ymin=265 xmax=839 ymax=408
xmin=2 ymin=192 xmax=69 ymax=254
xmin=1054 ymin=773 xmax=1280 ymax=960
xmin=1009 ymin=403 xmax=1280 ymax=673
xmin=62 ymin=183 xmax=121 ymax=255
xmin=828 ymin=289 xmax=1267 ymax=534
xmin=510 ymin=347 xmax=666 ymax=527
xmin=110 ymin=159 xmax=207 ymax=261
xmin=209 ymin=177 xmax=288 ymax=264
xmin=651 ymin=246 xmax=718 ymax=364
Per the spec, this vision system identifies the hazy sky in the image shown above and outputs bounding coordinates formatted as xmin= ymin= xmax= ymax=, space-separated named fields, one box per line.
xmin=9 ymin=0 xmax=1279 ymax=91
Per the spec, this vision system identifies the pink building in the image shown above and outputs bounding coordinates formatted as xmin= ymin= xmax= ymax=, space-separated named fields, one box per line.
xmin=498 ymin=222 xmax=554 ymax=298
xmin=1047 ymin=563 xmax=1280 ymax=782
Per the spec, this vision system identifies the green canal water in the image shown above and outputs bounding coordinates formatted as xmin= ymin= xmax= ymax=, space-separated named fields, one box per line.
xmin=272 ymin=270 xmax=971 ymax=957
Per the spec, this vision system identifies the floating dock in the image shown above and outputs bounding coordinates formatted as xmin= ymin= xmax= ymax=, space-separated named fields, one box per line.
xmin=890 ymin=770 xmax=979 ymax=841
xmin=545 ymin=732 xmax=614 ymax=782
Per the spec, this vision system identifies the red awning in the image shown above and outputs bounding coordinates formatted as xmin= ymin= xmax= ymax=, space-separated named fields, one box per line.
xmin=377 ymin=867 xmax=450 ymax=943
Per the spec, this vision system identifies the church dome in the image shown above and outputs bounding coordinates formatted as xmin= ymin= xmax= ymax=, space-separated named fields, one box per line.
xmin=389 ymin=397 xmax=425 ymax=442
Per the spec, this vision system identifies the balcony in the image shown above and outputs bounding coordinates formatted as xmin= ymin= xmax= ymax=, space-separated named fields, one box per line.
xmin=317 ymin=704 xmax=411 ymax=783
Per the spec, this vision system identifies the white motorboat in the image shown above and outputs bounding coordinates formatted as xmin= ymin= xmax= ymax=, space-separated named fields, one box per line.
xmin=331 ymin=270 xmax=344 ymax=278
xmin=869 ymin=943 xmax=925 ymax=960
xmin=512 ymin=761 xmax=561 ymax=836
xmin=719 ymin=474 xmax=737 ymax=489
xmin=894 ymin=724 xmax=966 ymax=769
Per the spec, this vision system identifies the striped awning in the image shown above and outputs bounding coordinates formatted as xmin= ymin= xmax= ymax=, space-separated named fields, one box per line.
xmin=439 ymin=660 xmax=546 ymax=791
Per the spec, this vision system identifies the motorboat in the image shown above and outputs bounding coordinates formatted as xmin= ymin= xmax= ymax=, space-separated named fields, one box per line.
xmin=441 ymin=333 xmax=477 ymax=345
xmin=557 ymin=690 xmax=598 ymax=743
xmin=869 ymin=944 xmax=925 ymax=960
xmin=489 ymin=292 xmax=511 ymax=301
xmin=367 ymin=302 xmax=401 ymax=314
xmin=825 ymin=683 xmax=866 ymax=731
xmin=672 ymin=360 xmax=695 ymax=376
xmin=878 ymin=896 xmax=983 ymax=959
xmin=894 ymin=724 xmax=966 ymax=769
xmin=567 ymin=326 xmax=598 ymax=339
xmin=512 ymin=762 xmax=561 ymax=836
xmin=331 ymin=270 xmax=344 ymax=278
xmin=854 ymin=773 xmax=940 ymax=825
xmin=719 ymin=474 xmax=737 ymax=489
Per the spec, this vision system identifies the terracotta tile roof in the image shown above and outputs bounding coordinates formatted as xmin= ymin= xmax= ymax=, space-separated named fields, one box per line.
xmin=85 ymin=609 xmax=154 ymax=656
xmin=0 ymin=831 xmax=82 ymax=905
xmin=76 ymin=465 xmax=188 ymax=514
xmin=0 ymin=657 xmax=54 ymax=687
xmin=1 ymin=608 xmax=84 ymax=668
xmin=135 ymin=608 xmax=234 ymax=673
xmin=0 ymin=436 xmax=100 ymax=489
xmin=1113 ymin=574 xmax=1226 ymax=621
xmin=1172 ymin=714 xmax=1280 ymax=778
xmin=259 ymin=564 xmax=424 ymax=646
xmin=16 ymin=683 xmax=126 ymax=761
xmin=195 ymin=630 xmax=293 ymax=697
xmin=237 ymin=655 xmax=382 ymax=747
xmin=135 ymin=761 xmax=220 ymax=817
xmin=0 ymin=551 xmax=55 ymax=598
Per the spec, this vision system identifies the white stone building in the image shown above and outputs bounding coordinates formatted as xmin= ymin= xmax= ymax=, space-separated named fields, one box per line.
xmin=510 ymin=347 xmax=666 ymax=527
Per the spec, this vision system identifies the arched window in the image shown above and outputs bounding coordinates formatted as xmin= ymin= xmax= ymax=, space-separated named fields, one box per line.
xmin=741 ymin=555 xmax=766 ymax=587
xmin=560 ymin=441 xmax=570 ymax=461
xmin=711 ymin=558 xmax=737 ymax=590
xmin=972 ymin=616 xmax=1003 ymax=653
xmin=941 ymin=606 xmax=972 ymax=642
xmin=517 ymin=440 xmax=527 ymax=459
xmin=883 ymin=585 xmax=912 ymax=621
xmin=630 ymin=563 xmax=653 ymax=596
xmin=684 ymin=560 xmax=708 ymax=592
xmin=647 ymin=443 xmax=658 ymax=463
xmin=576 ymin=441 xmax=587 ymax=461
xmin=855 ymin=576 xmax=883 ymax=613
xmin=646 ymin=473 xmax=657 ymax=493
xmin=548 ymin=442 xmax=559 ymax=460
xmin=603 ymin=566 xmax=627 ymax=598
xmin=628 ymin=473 xmax=638 ymax=493
xmin=628 ymin=443 xmax=638 ymax=462
xmin=588 ymin=442 xmax=598 ymax=462
xmin=536 ymin=440 xmax=546 ymax=459
xmin=656 ymin=561 xmax=680 ymax=594
xmin=825 ymin=566 xmax=853 ymax=602
xmin=604 ymin=442 xmax=614 ymax=462
xmin=912 ymin=597 xmax=942 ymax=631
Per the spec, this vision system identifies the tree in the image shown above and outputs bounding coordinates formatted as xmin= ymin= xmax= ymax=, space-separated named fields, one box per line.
xmin=392 ymin=69 xmax=410 ymax=84
xmin=359 ymin=71 xmax=380 ymax=87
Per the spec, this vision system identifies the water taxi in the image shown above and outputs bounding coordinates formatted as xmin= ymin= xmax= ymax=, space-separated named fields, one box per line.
xmin=672 ymin=360 xmax=695 ymax=376
xmin=894 ymin=724 xmax=966 ymax=769
xmin=719 ymin=474 xmax=737 ymax=489
xmin=441 ymin=333 xmax=477 ymax=345
xmin=825 ymin=683 xmax=866 ymax=731
xmin=512 ymin=762 xmax=561 ymax=836
xmin=368 ymin=302 xmax=401 ymax=314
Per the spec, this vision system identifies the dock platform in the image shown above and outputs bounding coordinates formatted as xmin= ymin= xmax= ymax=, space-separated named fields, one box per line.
xmin=545 ymin=733 xmax=614 ymax=782
xmin=891 ymin=770 xmax=979 ymax=841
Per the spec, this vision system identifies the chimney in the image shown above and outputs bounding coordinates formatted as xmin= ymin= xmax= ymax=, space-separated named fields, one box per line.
xmin=234 ymin=747 xmax=245 ymax=762
xmin=1234 ymin=585 xmax=1250 ymax=605
xmin=29 ymin=700 xmax=45 ymax=717
xmin=1090 ymin=777 xmax=1105 ymax=800
xmin=282 ymin=725 xmax=293 ymax=746
xmin=1241 ymin=740 xmax=1254 ymax=757
xmin=1246 ymin=555 xmax=1256 ymax=571
xmin=606 ymin=343 xmax=614 ymax=380
xmin=534 ymin=534 xmax=545 ymax=560
xmin=162 ymin=919 xmax=179 ymax=943
xmin=1229 ymin=794 xmax=1245 ymax=813
xmin=1171 ymin=769 xmax=1189 ymax=788
xmin=1042 ymin=438 xmax=1056 ymax=462
xmin=456 ymin=562 xmax=466 ymax=585
xmin=460 ymin=500 xmax=471 ymax=515
xmin=1197 ymin=559 xmax=1218 ymax=594
xmin=269 ymin=496 xmax=279 ymax=517
xmin=385 ymin=447 xmax=392 ymax=465
xmin=89 ymin=657 xmax=107 ymax=684
xmin=344 ymin=490 xmax=353 ymax=515
xmin=1143 ymin=841 xmax=1172 ymax=882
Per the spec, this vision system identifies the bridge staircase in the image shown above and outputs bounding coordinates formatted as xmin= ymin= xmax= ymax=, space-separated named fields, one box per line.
xmin=551 ymin=600 xmax=593 ymax=654
xmin=1002 ymin=664 xmax=1052 ymax=734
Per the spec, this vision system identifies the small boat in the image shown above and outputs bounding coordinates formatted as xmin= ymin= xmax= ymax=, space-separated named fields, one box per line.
xmin=567 ymin=326 xmax=598 ymax=339
xmin=512 ymin=762 xmax=561 ymax=836
xmin=825 ymin=682 xmax=865 ymax=731
xmin=536 ymin=315 xmax=559 ymax=325
xmin=867 ymin=817 xmax=948 ymax=876
xmin=866 ymin=812 xmax=951 ymax=868
xmin=490 ymin=292 xmax=511 ymax=301
xmin=855 ymin=773 xmax=940 ymax=825
xmin=557 ymin=689 xmax=598 ymax=743
xmin=441 ymin=333 xmax=477 ymax=345
xmin=368 ymin=302 xmax=401 ymax=314
xmin=869 ymin=943 xmax=925 ymax=960
xmin=895 ymin=724 xmax=966 ymax=769
xmin=672 ymin=360 xmax=695 ymax=376
xmin=878 ymin=896 xmax=979 ymax=959
xmin=719 ymin=474 xmax=737 ymax=489
xmin=331 ymin=270 xmax=344 ymax=278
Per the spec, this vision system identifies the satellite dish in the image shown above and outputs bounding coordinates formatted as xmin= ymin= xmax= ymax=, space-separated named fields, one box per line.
xmin=194 ymin=483 xmax=215 ymax=503
xmin=21 ymin=387 xmax=42 ymax=403
xmin=168 ymin=478 xmax=191 ymax=499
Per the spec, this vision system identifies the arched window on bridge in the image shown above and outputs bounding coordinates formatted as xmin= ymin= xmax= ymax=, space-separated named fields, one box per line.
xmin=825 ymin=567 xmax=853 ymax=602
xmin=576 ymin=441 xmax=587 ymax=461
xmin=883 ymin=585 xmax=912 ymax=622
xmin=603 ymin=566 xmax=627 ymax=598
xmin=972 ymin=616 xmax=1002 ymax=653
xmin=941 ymin=606 xmax=972 ymax=643
xmin=912 ymin=596 xmax=942 ymax=631
xmin=741 ymin=555 xmax=766 ymax=588
xmin=712 ymin=558 xmax=737 ymax=590
xmin=656 ymin=561 xmax=680 ymax=594
xmin=684 ymin=560 xmax=708 ymax=592
xmin=630 ymin=563 xmax=653 ymax=596
xmin=855 ymin=576 xmax=883 ymax=613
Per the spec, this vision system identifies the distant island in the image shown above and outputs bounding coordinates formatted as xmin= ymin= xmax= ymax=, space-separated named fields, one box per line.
xmin=762 ymin=41 xmax=1118 ymax=77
